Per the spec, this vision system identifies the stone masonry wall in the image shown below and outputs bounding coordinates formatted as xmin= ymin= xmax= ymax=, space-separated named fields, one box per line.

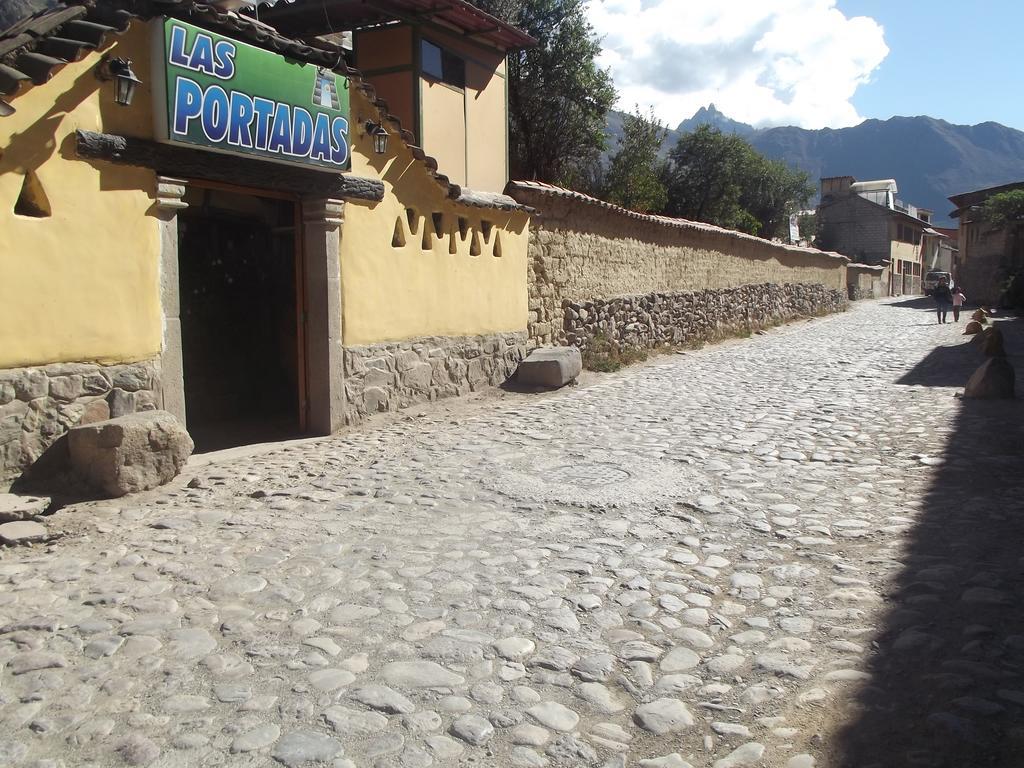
xmin=507 ymin=183 xmax=849 ymax=347
xmin=343 ymin=332 xmax=527 ymax=425
xmin=0 ymin=360 xmax=160 ymax=489
xmin=563 ymin=283 xmax=847 ymax=350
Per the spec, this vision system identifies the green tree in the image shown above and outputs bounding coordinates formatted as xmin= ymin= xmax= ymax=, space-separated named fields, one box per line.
xmin=661 ymin=125 xmax=812 ymax=238
xmin=602 ymin=107 xmax=668 ymax=213
xmin=797 ymin=211 xmax=818 ymax=243
xmin=739 ymin=157 xmax=814 ymax=239
xmin=470 ymin=0 xmax=617 ymax=185
xmin=661 ymin=125 xmax=756 ymax=231
xmin=980 ymin=189 xmax=1024 ymax=229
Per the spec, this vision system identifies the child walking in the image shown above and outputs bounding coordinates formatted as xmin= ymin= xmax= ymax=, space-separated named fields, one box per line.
xmin=952 ymin=287 xmax=966 ymax=322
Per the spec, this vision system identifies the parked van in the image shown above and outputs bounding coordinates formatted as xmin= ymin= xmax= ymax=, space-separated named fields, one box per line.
xmin=923 ymin=271 xmax=953 ymax=295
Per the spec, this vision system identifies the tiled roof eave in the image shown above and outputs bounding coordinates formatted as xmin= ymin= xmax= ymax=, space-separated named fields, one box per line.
xmin=0 ymin=1 xmax=524 ymax=212
xmin=506 ymin=180 xmax=849 ymax=264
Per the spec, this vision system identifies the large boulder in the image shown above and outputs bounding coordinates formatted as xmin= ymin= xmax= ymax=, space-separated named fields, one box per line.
xmin=68 ymin=411 xmax=193 ymax=497
xmin=516 ymin=347 xmax=582 ymax=388
xmin=983 ymin=327 xmax=1007 ymax=357
xmin=964 ymin=358 xmax=1016 ymax=400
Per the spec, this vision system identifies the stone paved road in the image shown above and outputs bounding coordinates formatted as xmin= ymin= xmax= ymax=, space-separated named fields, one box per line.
xmin=2 ymin=299 xmax=1023 ymax=768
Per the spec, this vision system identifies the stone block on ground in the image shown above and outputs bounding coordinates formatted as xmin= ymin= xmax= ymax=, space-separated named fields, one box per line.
xmin=964 ymin=358 xmax=1016 ymax=400
xmin=0 ymin=520 xmax=48 ymax=545
xmin=68 ymin=411 xmax=194 ymax=497
xmin=0 ymin=493 xmax=50 ymax=522
xmin=516 ymin=347 xmax=582 ymax=388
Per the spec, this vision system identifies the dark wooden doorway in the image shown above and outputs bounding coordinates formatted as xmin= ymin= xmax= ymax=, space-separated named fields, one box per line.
xmin=177 ymin=183 xmax=306 ymax=451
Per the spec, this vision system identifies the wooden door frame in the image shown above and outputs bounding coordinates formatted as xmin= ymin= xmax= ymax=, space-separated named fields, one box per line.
xmin=156 ymin=175 xmax=345 ymax=438
xmin=172 ymin=178 xmax=309 ymax=433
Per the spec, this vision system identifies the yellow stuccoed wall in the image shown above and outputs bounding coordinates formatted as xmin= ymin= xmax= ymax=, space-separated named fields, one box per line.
xmin=0 ymin=22 xmax=161 ymax=369
xmin=0 ymin=19 xmax=528 ymax=367
xmin=342 ymin=86 xmax=530 ymax=346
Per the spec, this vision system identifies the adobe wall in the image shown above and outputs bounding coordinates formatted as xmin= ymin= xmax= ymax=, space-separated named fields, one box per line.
xmin=0 ymin=14 xmax=531 ymax=486
xmin=338 ymin=85 xmax=531 ymax=422
xmin=508 ymin=186 xmax=849 ymax=348
xmin=847 ymin=265 xmax=886 ymax=300
xmin=0 ymin=22 xmax=161 ymax=370
xmin=959 ymin=230 xmax=1010 ymax=306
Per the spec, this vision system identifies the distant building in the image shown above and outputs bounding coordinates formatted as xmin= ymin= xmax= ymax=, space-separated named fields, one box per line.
xmin=817 ymin=176 xmax=940 ymax=296
xmin=948 ymin=181 xmax=1024 ymax=305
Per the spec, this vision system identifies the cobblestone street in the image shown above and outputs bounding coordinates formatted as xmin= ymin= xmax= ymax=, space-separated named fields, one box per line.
xmin=2 ymin=299 xmax=1023 ymax=768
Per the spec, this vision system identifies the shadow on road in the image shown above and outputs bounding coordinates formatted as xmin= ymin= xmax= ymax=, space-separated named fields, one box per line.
xmin=837 ymin=319 xmax=1024 ymax=767
xmin=896 ymin=336 xmax=983 ymax=387
xmin=886 ymin=297 xmax=935 ymax=310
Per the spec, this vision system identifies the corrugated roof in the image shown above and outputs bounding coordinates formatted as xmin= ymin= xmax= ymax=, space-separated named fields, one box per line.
xmin=251 ymin=0 xmax=536 ymax=51
xmin=0 ymin=0 xmax=524 ymax=211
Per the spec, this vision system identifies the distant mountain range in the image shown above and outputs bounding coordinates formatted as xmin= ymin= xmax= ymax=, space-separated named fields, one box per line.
xmin=609 ymin=104 xmax=1024 ymax=225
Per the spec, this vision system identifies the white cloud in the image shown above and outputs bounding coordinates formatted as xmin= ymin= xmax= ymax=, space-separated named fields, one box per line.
xmin=585 ymin=0 xmax=889 ymax=129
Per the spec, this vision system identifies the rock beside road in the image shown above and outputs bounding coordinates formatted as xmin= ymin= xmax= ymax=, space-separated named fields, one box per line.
xmin=0 ymin=493 xmax=50 ymax=522
xmin=67 ymin=410 xmax=193 ymax=497
xmin=0 ymin=520 xmax=48 ymax=545
xmin=964 ymin=358 xmax=1015 ymax=400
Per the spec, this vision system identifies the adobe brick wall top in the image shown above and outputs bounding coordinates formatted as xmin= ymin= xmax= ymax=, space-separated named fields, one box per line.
xmin=507 ymin=181 xmax=849 ymax=269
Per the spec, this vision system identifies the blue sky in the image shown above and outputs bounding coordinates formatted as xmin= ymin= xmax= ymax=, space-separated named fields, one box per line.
xmin=838 ymin=0 xmax=1024 ymax=130
xmin=587 ymin=0 xmax=1024 ymax=132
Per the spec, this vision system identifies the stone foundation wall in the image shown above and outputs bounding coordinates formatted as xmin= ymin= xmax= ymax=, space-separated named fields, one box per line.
xmin=563 ymin=283 xmax=848 ymax=350
xmin=0 ymin=360 xmax=160 ymax=489
xmin=343 ymin=332 xmax=527 ymax=424
xmin=507 ymin=182 xmax=849 ymax=347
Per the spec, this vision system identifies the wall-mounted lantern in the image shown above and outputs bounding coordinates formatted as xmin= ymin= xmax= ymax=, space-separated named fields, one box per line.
xmin=365 ymin=120 xmax=390 ymax=155
xmin=97 ymin=56 xmax=142 ymax=107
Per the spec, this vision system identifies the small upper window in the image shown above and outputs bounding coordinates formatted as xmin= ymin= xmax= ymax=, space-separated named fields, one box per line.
xmin=421 ymin=40 xmax=465 ymax=88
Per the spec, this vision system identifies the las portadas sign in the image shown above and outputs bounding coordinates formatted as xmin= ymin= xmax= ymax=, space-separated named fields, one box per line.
xmin=155 ymin=19 xmax=351 ymax=171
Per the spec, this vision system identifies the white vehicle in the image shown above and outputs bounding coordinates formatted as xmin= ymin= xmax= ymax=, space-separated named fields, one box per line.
xmin=923 ymin=271 xmax=953 ymax=295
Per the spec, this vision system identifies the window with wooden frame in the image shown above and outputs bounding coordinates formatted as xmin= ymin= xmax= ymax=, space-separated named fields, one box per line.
xmin=421 ymin=40 xmax=466 ymax=88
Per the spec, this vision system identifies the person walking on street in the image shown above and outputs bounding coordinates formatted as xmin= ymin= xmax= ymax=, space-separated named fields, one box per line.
xmin=933 ymin=279 xmax=952 ymax=324
xmin=952 ymin=287 xmax=966 ymax=322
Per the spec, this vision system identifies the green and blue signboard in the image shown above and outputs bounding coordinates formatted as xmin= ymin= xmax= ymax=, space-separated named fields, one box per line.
xmin=154 ymin=18 xmax=351 ymax=171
